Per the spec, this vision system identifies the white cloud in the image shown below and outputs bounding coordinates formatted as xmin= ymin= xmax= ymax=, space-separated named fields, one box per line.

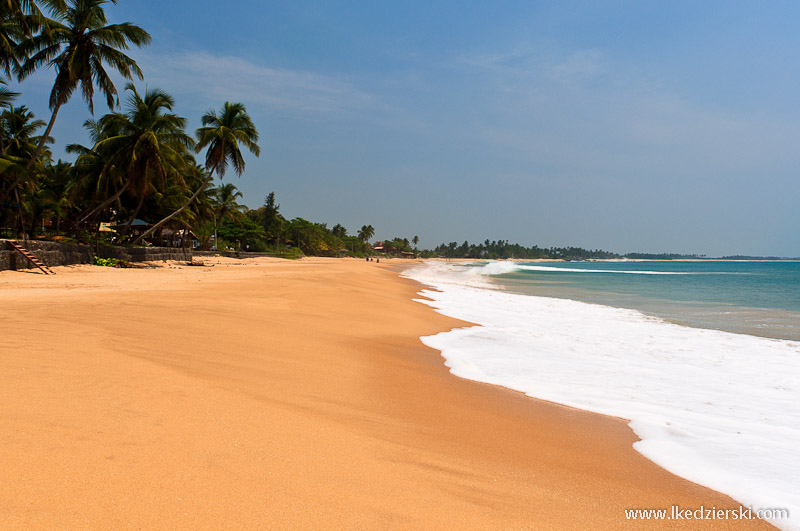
xmin=136 ymin=51 xmax=375 ymax=115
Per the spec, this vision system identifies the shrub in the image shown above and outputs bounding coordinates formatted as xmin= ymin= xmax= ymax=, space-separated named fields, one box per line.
xmin=280 ymin=247 xmax=304 ymax=260
xmin=93 ymin=256 xmax=129 ymax=268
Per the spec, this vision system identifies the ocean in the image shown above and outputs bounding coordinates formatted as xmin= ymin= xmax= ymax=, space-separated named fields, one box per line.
xmin=404 ymin=260 xmax=800 ymax=530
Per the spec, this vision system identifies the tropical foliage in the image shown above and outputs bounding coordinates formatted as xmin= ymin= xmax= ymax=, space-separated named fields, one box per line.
xmin=0 ymin=2 xmax=399 ymax=259
xmin=0 ymin=1 xmax=271 ymax=252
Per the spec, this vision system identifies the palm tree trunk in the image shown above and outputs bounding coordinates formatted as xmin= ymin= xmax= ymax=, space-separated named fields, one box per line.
xmin=78 ymin=180 xmax=131 ymax=225
xmin=132 ymin=173 xmax=214 ymax=245
xmin=25 ymin=100 xmax=63 ymax=171
xmin=213 ymin=211 xmax=217 ymax=251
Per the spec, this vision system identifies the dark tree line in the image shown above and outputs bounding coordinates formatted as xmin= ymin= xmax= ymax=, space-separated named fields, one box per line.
xmin=424 ymin=240 xmax=619 ymax=260
xmin=423 ymin=240 xmax=713 ymax=260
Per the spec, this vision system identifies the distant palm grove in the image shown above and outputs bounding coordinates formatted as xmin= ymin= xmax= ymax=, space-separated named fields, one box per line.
xmin=423 ymin=241 xmax=708 ymax=260
xmin=0 ymin=2 xmax=727 ymax=261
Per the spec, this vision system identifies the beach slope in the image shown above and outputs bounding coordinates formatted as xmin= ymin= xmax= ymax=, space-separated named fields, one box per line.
xmin=0 ymin=258 xmax=771 ymax=529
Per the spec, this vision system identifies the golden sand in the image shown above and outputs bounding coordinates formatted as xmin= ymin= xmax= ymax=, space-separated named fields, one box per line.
xmin=0 ymin=257 xmax=772 ymax=529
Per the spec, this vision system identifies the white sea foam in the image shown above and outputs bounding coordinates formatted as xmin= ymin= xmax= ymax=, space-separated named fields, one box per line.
xmin=404 ymin=261 xmax=800 ymax=530
xmin=402 ymin=260 xmax=518 ymax=289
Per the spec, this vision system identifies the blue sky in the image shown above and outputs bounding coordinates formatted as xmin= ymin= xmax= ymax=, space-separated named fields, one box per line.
xmin=14 ymin=1 xmax=800 ymax=256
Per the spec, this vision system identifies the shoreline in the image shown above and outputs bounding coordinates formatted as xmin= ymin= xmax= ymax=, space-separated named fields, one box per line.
xmin=0 ymin=258 xmax=772 ymax=529
xmin=406 ymin=260 xmax=798 ymax=529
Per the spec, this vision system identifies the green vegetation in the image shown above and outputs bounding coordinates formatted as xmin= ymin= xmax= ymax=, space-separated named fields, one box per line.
xmin=422 ymin=241 xmax=713 ymax=261
xmin=424 ymin=240 xmax=620 ymax=260
xmin=0 ymin=1 xmax=267 ymax=251
xmin=92 ymin=255 xmax=126 ymax=267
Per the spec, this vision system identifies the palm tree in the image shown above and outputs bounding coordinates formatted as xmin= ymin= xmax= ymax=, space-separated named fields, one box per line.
xmin=36 ymin=157 xmax=72 ymax=232
xmin=17 ymin=0 xmax=150 ymax=170
xmin=1 ymin=0 xmax=66 ymax=23
xmin=211 ymin=182 xmax=244 ymax=250
xmin=331 ymin=223 xmax=346 ymax=238
xmin=0 ymin=79 xmax=19 ymax=199
xmin=69 ymin=83 xmax=193 ymax=228
xmin=214 ymin=183 xmax=244 ymax=221
xmin=1 ymin=104 xmax=48 ymax=156
xmin=357 ymin=224 xmax=374 ymax=243
xmin=0 ymin=102 xmax=49 ymax=232
xmin=133 ymin=101 xmax=260 ymax=244
xmin=412 ymin=235 xmax=419 ymax=250
xmin=2 ymin=0 xmax=67 ymax=90
xmin=21 ymin=166 xmax=59 ymax=235
xmin=0 ymin=79 xmax=17 ymax=110
xmin=182 ymin=165 xmax=215 ymax=247
xmin=0 ymin=12 xmax=24 ymax=79
xmin=0 ymin=2 xmax=31 ymax=78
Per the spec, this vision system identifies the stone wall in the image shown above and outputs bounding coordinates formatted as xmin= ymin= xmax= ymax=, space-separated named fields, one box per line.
xmin=0 ymin=239 xmax=192 ymax=272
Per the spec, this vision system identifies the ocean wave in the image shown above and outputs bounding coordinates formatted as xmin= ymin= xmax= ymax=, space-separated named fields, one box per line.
xmin=399 ymin=261 xmax=513 ymax=289
xmin=403 ymin=261 xmax=800 ymax=530
xmin=411 ymin=261 xmax=737 ymax=283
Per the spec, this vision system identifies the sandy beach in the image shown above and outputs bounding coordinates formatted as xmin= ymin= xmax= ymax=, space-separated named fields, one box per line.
xmin=0 ymin=257 xmax=772 ymax=529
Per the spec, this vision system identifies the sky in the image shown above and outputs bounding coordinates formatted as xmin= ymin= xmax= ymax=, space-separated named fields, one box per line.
xmin=12 ymin=0 xmax=800 ymax=256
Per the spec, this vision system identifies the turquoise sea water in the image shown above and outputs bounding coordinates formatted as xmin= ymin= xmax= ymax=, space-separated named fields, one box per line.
xmin=407 ymin=260 xmax=800 ymax=528
xmin=491 ymin=260 xmax=800 ymax=341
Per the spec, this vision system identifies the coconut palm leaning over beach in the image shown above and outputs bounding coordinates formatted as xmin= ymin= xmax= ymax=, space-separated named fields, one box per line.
xmin=133 ymin=102 xmax=260 ymax=244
